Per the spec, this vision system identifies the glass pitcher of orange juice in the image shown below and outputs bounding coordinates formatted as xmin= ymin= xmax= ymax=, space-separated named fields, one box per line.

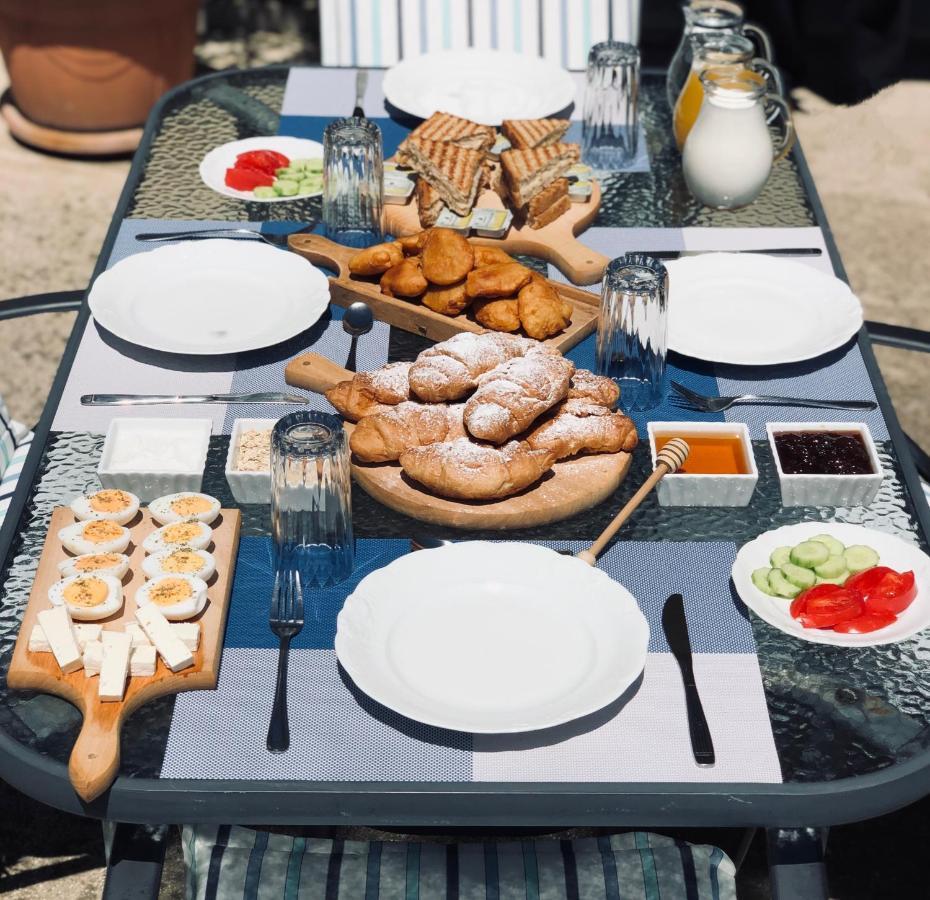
xmin=674 ymin=33 xmax=783 ymax=149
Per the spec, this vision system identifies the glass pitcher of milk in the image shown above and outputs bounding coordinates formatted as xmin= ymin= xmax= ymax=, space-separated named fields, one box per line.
xmin=682 ymin=68 xmax=794 ymax=210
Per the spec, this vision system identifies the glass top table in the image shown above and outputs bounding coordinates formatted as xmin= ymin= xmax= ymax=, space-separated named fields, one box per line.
xmin=1 ymin=66 xmax=930 ymax=828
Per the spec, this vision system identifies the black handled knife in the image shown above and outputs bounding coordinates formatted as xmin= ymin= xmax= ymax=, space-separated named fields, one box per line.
xmin=662 ymin=593 xmax=715 ymax=767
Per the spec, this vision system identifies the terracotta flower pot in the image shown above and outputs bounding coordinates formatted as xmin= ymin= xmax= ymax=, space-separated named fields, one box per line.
xmin=0 ymin=0 xmax=199 ymax=132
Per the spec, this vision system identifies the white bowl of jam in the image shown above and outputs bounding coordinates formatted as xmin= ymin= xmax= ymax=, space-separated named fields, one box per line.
xmin=766 ymin=423 xmax=883 ymax=507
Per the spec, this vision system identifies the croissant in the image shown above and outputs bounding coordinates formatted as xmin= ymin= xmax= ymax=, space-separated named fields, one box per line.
xmin=463 ymin=352 xmax=575 ymax=443
xmin=350 ymin=402 xmax=465 ymax=463
xmin=399 ymin=438 xmax=555 ymax=500
xmin=568 ymin=370 xmax=621 ymax=408
xmin=524 ymin=399 xmax=639 ymax=459
xmin=324 ymin=362 xmax=412 ymax=421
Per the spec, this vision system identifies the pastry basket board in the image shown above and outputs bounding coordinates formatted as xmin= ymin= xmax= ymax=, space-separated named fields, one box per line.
xmin=287 ymin=233 xmax=601 ymax=355
xmin=284 ymin=354 xmax=632 ymax=530
xmin=7 ymin=507 xmax=241 ymax=802
xmin=384 ymin=183 xmax=608 ymax=286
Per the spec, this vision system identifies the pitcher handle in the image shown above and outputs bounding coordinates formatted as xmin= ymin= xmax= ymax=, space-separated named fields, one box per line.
xmin=766 ymin=93 xmax=795 ymax=163
xmin=743 ymin=23 xmax=773 ymax=61
xmin=751 ymin=59 xmax=785 ymax=123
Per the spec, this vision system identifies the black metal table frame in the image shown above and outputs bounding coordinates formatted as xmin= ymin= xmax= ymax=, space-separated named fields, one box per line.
xmin=2 ymin=65 xmax=930 ymax=833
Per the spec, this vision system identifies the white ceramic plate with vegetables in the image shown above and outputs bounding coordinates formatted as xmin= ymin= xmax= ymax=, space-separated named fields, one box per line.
xmin=199 ymin=136 xmax=324 ymax=202
xmin=732 ymin=522 xmax=930 ymax=646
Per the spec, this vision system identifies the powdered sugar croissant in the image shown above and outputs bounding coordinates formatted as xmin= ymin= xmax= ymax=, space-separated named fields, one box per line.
xmin=524 ymin=399 xmax=638 ymax=459
xmin=350 ymin=402 xmax=465 ymax=463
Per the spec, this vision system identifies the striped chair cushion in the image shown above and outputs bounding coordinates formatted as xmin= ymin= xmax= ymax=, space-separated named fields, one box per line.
xmin=320 ymin=0 xmax=641 ymax=70
xmin=0 ymin=398 xmax=30 ymax=529
xmin=182 ymin=825 xmax=736 ymax=899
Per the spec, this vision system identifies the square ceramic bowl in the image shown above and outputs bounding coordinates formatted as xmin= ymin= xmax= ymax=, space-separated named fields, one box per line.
xmin=97 ymin=418 xmax=211 ymax=501
xmin=766 ymin=422 xmax=883 ymax=507
xmin=648 ymin=422 xmax=758 ymax=507
xmin=225 ymin=418 xmax=276 ymax=504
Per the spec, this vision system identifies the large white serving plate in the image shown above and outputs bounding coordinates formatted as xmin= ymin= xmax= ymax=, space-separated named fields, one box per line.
xmin=666 ymin=253 xmax=863 ymax=365
xmin=199 ymin=136 xmax=325 ymax=202
xmin=335 ymin=542 xmax=649 ymax=733
xmin=733 ymin=522 xmax=930 ymax=647
xmin=88 ymin=240 xmax=330 ymax=355
xmin=383 ymin=49 xmax=576 ymax=125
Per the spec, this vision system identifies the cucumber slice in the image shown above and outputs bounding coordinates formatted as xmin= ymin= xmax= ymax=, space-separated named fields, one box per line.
xmin=298 ymin=179 xmax=322 ymax=195
xmin=752 ymin=567 xmax=776 ymax=595
xmin=275 ymin=166 xmax=291 ymax=177
xmin=770 ymin=546 xmax=792 ymax=569
xmin=274 ymin=179 xmax=299 ymax=197
xmin=790 ymin=541 xmax=830 ymax=569
xmin=810 ymin=534 xmax=845 ymax=556
xmin=293 ymin=157 xmax=323 ymax=172
xmin=782 ymin=562 xmax=816 ymax=589
xmin=769 ymin=569 xmax=802 ymax=599
xmin=814 ymin=555 xmax=848 ymax=579
xmin=844 ymin=545 xmax=880 ymax=574
xmin=252 ymin=185 xmax=277 ymax=199
xmin=815 ymin=575 xmax=848 ymax=585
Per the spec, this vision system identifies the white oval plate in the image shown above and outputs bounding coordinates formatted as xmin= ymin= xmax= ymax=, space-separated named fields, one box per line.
xmin=383 ymin=49 xmax=576 ymax=125
xmin=88 ymin=240 xmax=330 ymax=355
xmin=666 ymin=253 xmax=863 ymax=365
xmin=199 ymin=136 xmax=324 ymax=202
xmin=335 ymin=542 xmax=649 ymax=733
xmin=733 ymin=522 xmax=930 ymax=646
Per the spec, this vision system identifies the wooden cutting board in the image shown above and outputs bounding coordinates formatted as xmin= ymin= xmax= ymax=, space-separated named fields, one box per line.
xmin=287 ymin=233 xmax=601 ymax=354
xmin=7 ymin=507 xmax=241 ymax=802
xmin=384 ymin=184 xmax=609 ymax=286
xmin=284 ymin=354 xmax=632 ymax=530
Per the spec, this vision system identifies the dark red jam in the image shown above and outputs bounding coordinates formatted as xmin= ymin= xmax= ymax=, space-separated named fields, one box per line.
xmin=774 ymin=430 xmax=874 ymax=475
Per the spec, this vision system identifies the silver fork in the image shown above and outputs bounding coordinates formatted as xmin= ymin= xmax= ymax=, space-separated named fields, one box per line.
xmin=670 ymin=380 xmax=877 ymax=413
xmin=134 ymin=223 xmax=316 ymax=249
xmin=266 ymin=565 xmax=305 ymax=753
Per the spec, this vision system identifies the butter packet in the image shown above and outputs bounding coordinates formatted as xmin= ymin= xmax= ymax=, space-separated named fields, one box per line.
xmin=384 ymin=171 xmax=415 ymax=204
xmin=567 ymin=163 xmax=594 ymax=180
xmin=489 ymin=134 xmax=512 ymax=156
xmin=569 ymin=180 xmax=593 ymax=202
xmin=470 ymin=207 xmax=513 ymax=238
xmin=435 ymin=208 xmax=473 ymax=232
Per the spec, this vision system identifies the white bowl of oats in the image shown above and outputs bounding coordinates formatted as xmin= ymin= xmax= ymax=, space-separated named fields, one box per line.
xmin=225 ymin=418 xmax=276 ymax=503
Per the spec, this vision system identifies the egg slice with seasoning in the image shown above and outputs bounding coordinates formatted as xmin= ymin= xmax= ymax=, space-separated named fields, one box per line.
xmin=142 ymin=521 xmax=213 ymax=554
xmin=59 ymin=520 xmax=131 ymax=556
xmin=135 ymin=574 xmax=208 ymax=621
xmin=70 ymin=489 xmax=140 ymax=525
xmin=49 ymin=574 xmax=124 ymax=621
xmin=142 ymin=548 xmax=215 ymax=582
xmin=148 ymin=492 xmax=221 ymax=526
xmin=58 ymin=552 xmax=131 ymax=580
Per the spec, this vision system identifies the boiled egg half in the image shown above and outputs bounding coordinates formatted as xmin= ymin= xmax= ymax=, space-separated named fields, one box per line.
xmin=70 ymin=489 xmax=139 ymax=525
xmin=142 ymin=520 xmax=213 ymax=554
xmin=142 ymin=548 xmax=215 ymax=582
xmin=148 ymin=492 xmax=221 ymax=526
xmin=49 ymin=574 xmax=124 ymax=621
xmin=58 ymin=552 xmax=131 ymax=580
xmin=59 ymin=520 xmax=131 ymax=556
xmin=135 ymin=574 xmax=208 ymax=621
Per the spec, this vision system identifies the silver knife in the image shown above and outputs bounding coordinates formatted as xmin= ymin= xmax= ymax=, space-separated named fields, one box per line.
xmin=641 ymin=247 xmax=822 ymax=260
xmin=662 ymin=593 xmax=715 ymax=767
xmin=81 ymin=392 xmax=307 ymax=406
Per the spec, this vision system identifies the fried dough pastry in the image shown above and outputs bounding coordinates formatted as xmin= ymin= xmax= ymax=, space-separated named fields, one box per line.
xmin=472 ymin=245 xmax=514 ymax=268
xmin=517 ymin=278 xmax=573 ymax=340
xmin=399 ymin=437 xmax=555 ymax=500
xmin=380 ymin=257 xmax=428 ymax=298
xmin=465 ymin=262 xmax=533 ymax=299
xmin=464 ymin=352 xmax=575 ymax=443
xmin=568 ymin=370 xmax=621 ymax=408
xmin=524 ymin=399 xmax=638 ymax=459
xmin=422 ymin=280 xmax=471 ymax=316
xmin=349 ymin=402 xmax=465 ymax=463
xmin=420 ymin=227 xmax=475 ymax=285
xmin=397 ymin=231 xmax=430 ymax=255
xmin=472 ymin=297 xmax=521 ymax=332
xmin=324 ymin=362 xmax=412 ymax=421
xmin=347 ymin=241 xmax=404 ymax=276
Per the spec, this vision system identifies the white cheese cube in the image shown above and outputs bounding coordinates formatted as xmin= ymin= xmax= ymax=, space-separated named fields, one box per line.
xmin=171 ymin=622 xmax=200 ymax=651
xmin=36 ymin=607 xmax=83 ymax=674
xmin=124 ymin=623 xmax=151 ymax=648
xmin=30 ymin=621 xmax=101 ymax=654
xmin=129 ymin=644 xmax=157 ymax=677
xmin=28 ymin=624 xmax=52 ymax=653
xmin=82 ymin=640 xmax=103 ymax=677
xmin=74 ymin=624 xmax=103 ymax=648
xmin=136 ymin=605 xmax=193 ymax=673
xmin=99 ymin=631 xmax=131 ymax=702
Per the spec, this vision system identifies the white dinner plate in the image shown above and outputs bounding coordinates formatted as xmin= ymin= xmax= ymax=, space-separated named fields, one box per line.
xmin=335 ymin=542 xmax=649 ymax=733
xmin=732 ymin=522 xmax=930 ymax=646
xmin=88 ymin=240 xmax=330 ymax=355
xmin=382 ymin=49 xmax=576 ymax=125
xmin=666 ymin=253 xmax=863 ymax=365
xmin=199 ymin=136 xmax=325 ymax=202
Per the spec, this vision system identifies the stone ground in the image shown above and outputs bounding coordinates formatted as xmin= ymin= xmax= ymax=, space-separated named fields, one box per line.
xmin=2 ymin=54 xmax=930 ymax=899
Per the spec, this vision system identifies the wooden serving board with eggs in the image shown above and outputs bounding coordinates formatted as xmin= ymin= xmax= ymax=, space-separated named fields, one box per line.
xmin=7 ymin=498 xmax=240 ymax=802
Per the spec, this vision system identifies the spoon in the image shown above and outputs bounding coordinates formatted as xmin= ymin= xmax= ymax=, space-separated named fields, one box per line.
xmin=342 ymin=301 xmax=374 ymax=372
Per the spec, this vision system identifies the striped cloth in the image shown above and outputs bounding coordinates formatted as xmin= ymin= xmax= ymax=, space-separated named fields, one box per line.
xmin=320 ymin=0 xmax=641 ymax=69
xmin=182 ymin=825 xmax=736 ymax=899
xmin=0 ymin=398 xmax=32 ymax=529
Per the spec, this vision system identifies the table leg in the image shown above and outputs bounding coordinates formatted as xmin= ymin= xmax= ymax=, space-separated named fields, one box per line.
xmin=766 ymin=827 xmax=829 ymax=900
xmin=101 ymin=822 xmax=169 ymax=900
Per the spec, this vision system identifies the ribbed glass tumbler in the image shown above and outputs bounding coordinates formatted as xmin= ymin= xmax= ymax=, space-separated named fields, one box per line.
xmin=582 ymin=41 xmax=640 ymax=169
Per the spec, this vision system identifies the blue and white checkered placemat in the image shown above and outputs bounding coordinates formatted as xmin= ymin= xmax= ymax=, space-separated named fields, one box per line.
xmin=160 ymin=538 xmax=782 ymax=784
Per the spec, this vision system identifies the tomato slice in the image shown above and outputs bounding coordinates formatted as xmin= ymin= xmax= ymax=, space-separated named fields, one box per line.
xmin=224 ymin=167 xmax=274 ymax=191
xmin=235 ymin=149 xmax=289 ymax=174
xmin=834 ymin=609 xmax=897 ymax=633
xmin=846 ymin=567 xmax=917 ymax=615
xmin=796 ymin=587 xmax=864 ymax=629
xmin=790 ymin=584 xmax=844 ymax=622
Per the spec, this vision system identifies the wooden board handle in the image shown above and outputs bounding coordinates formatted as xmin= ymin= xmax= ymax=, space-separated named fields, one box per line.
xmin=287 ymin=233 xmax=357 ymax=279
xmin=285 ymin=352 xmax=353 ymax=394
xmin=69 ymin=703 xmax=120 ymax=802
xmin=492 ymin=234 xmax=609 ymax=287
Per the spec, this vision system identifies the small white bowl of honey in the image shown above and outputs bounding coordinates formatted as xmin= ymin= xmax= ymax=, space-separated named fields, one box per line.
xmin=648 ymin=422 xmax=758 ymax=507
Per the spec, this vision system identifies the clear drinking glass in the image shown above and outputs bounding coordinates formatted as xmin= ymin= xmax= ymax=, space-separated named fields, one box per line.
xmin=271 ymin=411 xmax=354 ymax=589
xmin=322 ymin=116 xmax=383 ymax=248
xmin=596 ymin=254 xmax=669 ymax=412
xmin=582 ymin=41 xmax=640 ymax=170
